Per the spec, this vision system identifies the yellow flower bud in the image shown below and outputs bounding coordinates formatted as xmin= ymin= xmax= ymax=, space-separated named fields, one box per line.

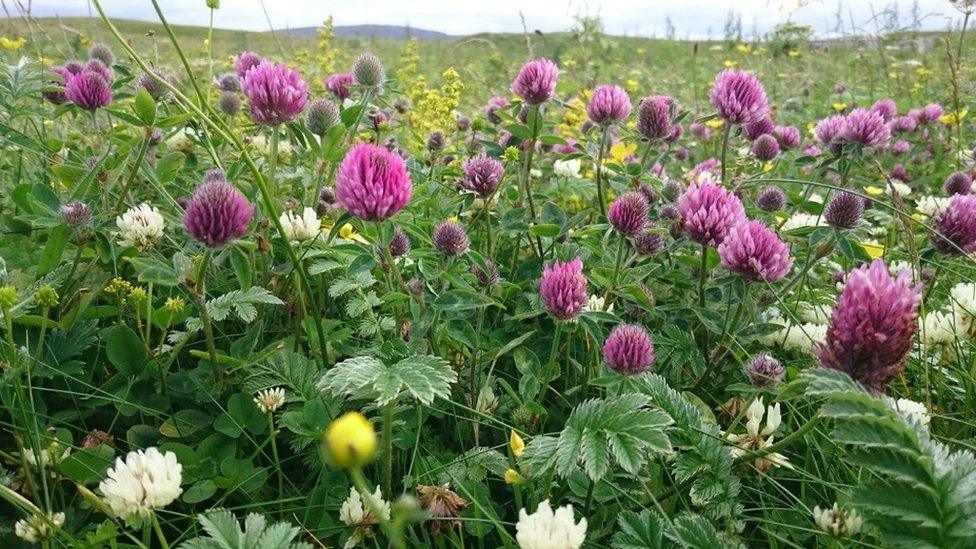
xmin=504 ymin=468 xmax=524 ymax=485
xmin=509 ymin=430 xmax=525 ymax=458
xmin=325 ymin=411 xmax=377 ymax=468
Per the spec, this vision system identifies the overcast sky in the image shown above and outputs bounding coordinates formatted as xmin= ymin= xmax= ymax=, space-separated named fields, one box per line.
xmin=7 ymin=0 xmax=966 ymax=38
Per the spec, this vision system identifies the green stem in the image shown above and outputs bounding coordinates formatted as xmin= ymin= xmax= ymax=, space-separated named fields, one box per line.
xmin=268 ymin=127 xmax=279 ymax=198
xmin=697 ymin=243 xmax=709 ymax=308
xmin=349 ymin=467 xmax=402 ymax=548
xmin=604 ymin=234 xmax=627 ymax=303
xmin=719 ymin=122 xmax=732 ymax=185
xmin=521 ymin=105 xmax=544 ymax=257
xmin=115 ymin=133 xmax=151 ymax=212
xmin=268 ymin=413 xmax=283 ymax=513
xmin=594 ymin=125 xmax=611 ymax=218
xmin=381 ymin=402 xmax=394 ymax=497
xmin=151 ymin=513 xmax=170 ymax=549
xmin=733 ymin=414 xmax=822 ymax=466
xmin=194 ymin=250 xmax=221 ymax=383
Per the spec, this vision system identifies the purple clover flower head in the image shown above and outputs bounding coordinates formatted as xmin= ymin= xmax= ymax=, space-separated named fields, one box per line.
xmin=757 ymin=186 xmax=786 ymax=211
xmin=60 ymin=201 xmax=92 ymax=228
xmin=183 ymin=179 xmax=254 ymax=247
xmin=43 ymin=66 xmax=71 ymax=104
xmin=824 ymin=192 xmax=864 ymax=229
xmin=432 ymin=220 xmax=469 ymax=256
xmin=667 ymin=123 xmax=684 ymax=143
xmin=218 ymin=91 xmax=241 ymax=116
xmin=690 ymin=122 xmax=712 ymax=140
xmin=461 ymin=155 xmax=504 ymax=198
xmin=633 ymin=227 xmax=664 ymax=255
xmin=816 ymin=260 xmax=922 ymax=393
xmin=774 ymin=125 xmax=801 ymax=149
xmin=471 ymin=259 xmax=500 ymax=288
xmin=890 ymin=139 xmax=911 ymax=155
xmin=815 ymin=114 xmax=846 ymax=153
xmin=65 ymin=69 xmax=112 ymax=111
xmin=660 ymin=203 xmax=680 ymax=220
xmin=709 ymin=69 xmax=769 ymax=124
xmin=933 ymin=194 xmax=976 ymax=255
xmin=944 ymin=171 xmax=972 ymax=196
xmin=751 ymin=134 xmax=780 ymax=161
xmin=234 ymin=51 xmax=264 ymax=78
xmin=306 ymin=99 xmax=340 ymax=136
xmin=661 ymin=180 xmax=684 ymax=202
xmin=326 ymin=72 xmax=355 ymax=100
xmin=637 ymin=183 xmax=657 ymax=205
xmin=336 ymin=143 xmax=412 ymax=221
xmin=539 ymin=257 xmax=588 ymax=321
xmin=241 ymin=61 xmax=309 ymax=126
xmin=389 ymin=227 xmax=411 ymax=257
xmin=217 ymin=73 xmax=241 ymax=92
xmin=88 ymin=43 xmax=115 ymax=67
xmin=603 ymin=324 xmax=655 ymax=375
xmin=84 ymin=59 xmax=113 ymax=83
xmin=138 ymin=70 xmax=173 ymax=101
xmin=352 ymin=52 xmax=385 ymax=90
xmin=745 ymin=353 xmax=785 ymax=388
xmin=890 ymin=163 xmax=909 ymax=182
xmin=677 ymin=178 xmax=747 ymax=246
xmin=64 ymin=61 xmax=83 ymax=75
xmin=457 ymin=115 xmax=471 ymax=132
xmin=717 ymin=220 xmax=793 ymax=282
xmin=636 ymin=95 xmax=674 ymax=141
xmin=870 ymin=98 xmax=897 ymax=122
xmin=511 ymin=58 xmax=558 ymax=105
xmin=203 ymin=169 xmax=226 ymax=183
xmin=587 ymin=84 xmax=632 ymax=126
xmin=608 ymin=191 xmax=650 ymax=236
xmin=890 ymin=115 xmax=917 ymax=134
xmin=743 ymin=117 xmax=774 ymax=141
xmin=841 ymin=108 xmax=890 ymax=149
xmin=919 ymin=103 xmax=944 ymax=124
xmin=485 ymin=95 xmax=509 ymax=124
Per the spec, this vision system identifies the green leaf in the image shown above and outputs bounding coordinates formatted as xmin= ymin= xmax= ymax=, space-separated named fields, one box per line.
xmin=104 ymin=325 xmax=146 ymax=376
xmin=133 ymin=88 xmax=157 ymax=126
xmin=317 ymin=354 xmax=456 ymax=406
xmin=613 ymin=510 xmax=663 ymax=549
xmin=214 ymin=393 xmax=269 ymax=438
xmin=124 ymin=256 xmax=181 ymax=287
xmin=60 ymin=445 xmax=115 ymax=485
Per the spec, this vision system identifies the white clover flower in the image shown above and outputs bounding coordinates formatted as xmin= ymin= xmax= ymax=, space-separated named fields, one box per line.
xmin=781 ymin=212 xmax=825 ymax=232
xmin=14 ymin=511 xmax=64 ymax=544
xmin=279 ymin=207 xmax=320 ymax=242
xmin=893 ymin=398 xmax=931 ymax=427
xmin=781 ymin=323 xmax=827 ymax=354
xmin=582 ymin=294 xmax=613 ymax=314
xmin=920 ymin=310 xmax=958 ymax=346
xmin=950 ymin=282 xmax=976 ymax=335
xmin=515 ymin=499 xmax=587 ymax=549
xmin=813 ymin=502 xmax=863 ymax=537
xmin=797 ymin=302 xmax=832 ymax=324
xmin=339 ymin=485 xmax=391 ymax=549
xmin=253 ymin=387 xmax=286 ymax=413
xmin=22 ymin=441 xmax=71 ymax=469
xmin=915 ymin=195 xmax=950 ymax=217
xmin=251 ymin=134 xmax=294 ymax=163
xmin=553 ymin=158 xmax=582 ymax=179
xmin=886 ymin=260 xmax=918 ymax=279
xmin=726 ymin=397 xmax=793 ymax=472
xmin=887 ymin=181 xmax=911 ymax=197
xmin=98 ymin=447 xmax=182 ymax=525
xmin=117 ymin=203 xmax=165 ymax=251
xmin=167 ymin=128 xmax=197 ymax=153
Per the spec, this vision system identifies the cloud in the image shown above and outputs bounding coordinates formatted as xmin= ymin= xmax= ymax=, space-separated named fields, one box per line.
xmin=15 ymin=0 xmax=963 ymax=38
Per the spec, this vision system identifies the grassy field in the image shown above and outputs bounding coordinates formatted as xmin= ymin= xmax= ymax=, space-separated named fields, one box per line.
xmin=1 ymin=7 xmax=976 ymax=549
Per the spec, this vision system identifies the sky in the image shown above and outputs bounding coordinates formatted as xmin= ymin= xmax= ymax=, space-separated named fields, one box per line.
xmin=7 ymin=0 xmax=967 ymax=39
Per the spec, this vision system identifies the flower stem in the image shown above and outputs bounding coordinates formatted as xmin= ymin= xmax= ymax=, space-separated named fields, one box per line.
xmin=521 ymin=105 xmax=545 ymax=258
xmin=115 ymin=132 xmax=151 ymax=212
xmin=194 ymin=249 xmax=221 ymax=383
xmin=268 ymin=127 xmax=279 ymax=197
xmin=595 ymin=125 xmax=611 ymax=218
xmin=268 ymin=413 xmax=284 ymax=513
xmin=698 ymin=243 xmax=709 ymax=308
xmin=151 ymin=514 xmax=170 ymax=549
xmin=604 ymin=234 xmax=627 ymax=304
xmin=733 ymin=413 xmax=821 ymax=466
xmin=381 ymin=402 xmax=394 ymax=497
xmin=720 ymin=122 xmax=732 ymax=185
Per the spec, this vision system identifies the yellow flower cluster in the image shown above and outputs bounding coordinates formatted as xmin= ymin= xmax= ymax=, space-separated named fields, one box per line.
xmin=555 ymin=98 xmax=586 ymax=139
xmin=315 ymin=16 xmax=340 ymax=75
xmin=0 ymin=36 xmax=27 ymax=51
xmin=404 ymin=50 xmax=464 ymax=137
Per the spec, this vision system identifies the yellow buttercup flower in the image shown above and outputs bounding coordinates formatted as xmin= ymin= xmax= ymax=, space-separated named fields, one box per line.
xmin=338 ymin=223 xmax=368 ymax=244
xmin=325 ymin=411 xmax=377 ymax=468
xmin=860 ymin=241 xmax=885 ymax=260
xmin=504 ymin=468 xmax=525 ymax=485
xmin=863 ymin=186 xmax=884 ymax=197
xmin=509 ymin=430 xmax=525 ymax=458
xmin=736 ymin=43 xmax=751 ymax=53
xmin=705 ymin=119 xmax=725 ymax=129
xmin=624 ymin=79 xmax=639 ymax=92
xmin=832 ymin=102 xmax=847 ymax=113
xmin=723 ymin=60 xmax=738 ymax=68
xmin=787 ymin=50 xmax=800 ymax=58
xmin=610 ymin=142 xmax=637 ymax=164
xmin=762 ymin=162 xmax=774 ymax=172
xmin=940 ymin=109 xmax=968 ymax=126
xmin=0 ymin=36 xmax=27 ymax=51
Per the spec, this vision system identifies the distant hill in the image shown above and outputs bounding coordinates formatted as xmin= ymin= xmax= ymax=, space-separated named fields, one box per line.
xmin=283 ymin=24 xmax=453 ymax=40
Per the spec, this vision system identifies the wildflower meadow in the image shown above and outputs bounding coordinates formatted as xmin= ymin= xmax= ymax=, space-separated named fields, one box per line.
xmin=3 ymin=1 xmax=976 ymax=547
